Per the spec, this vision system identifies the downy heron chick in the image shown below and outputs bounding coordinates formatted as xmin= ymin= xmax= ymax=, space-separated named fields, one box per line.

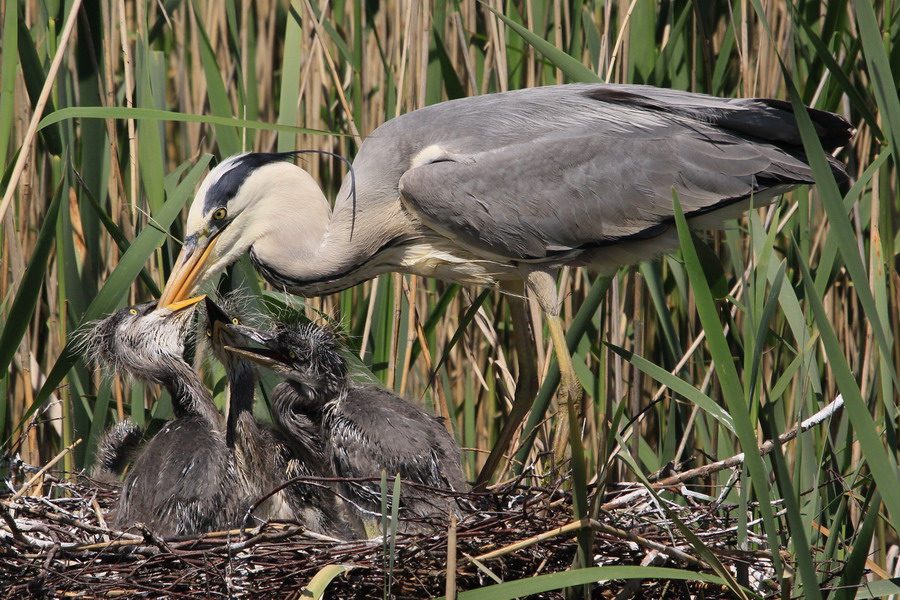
xmin=157 ymin=83 xmax=854 ymax=464
xmin=204 ymin=297 xmax=363 ymax=538
xmin=84 ymin=298 xmax=244 ymax=537
xmin=91 ymin=419 xmax=143 ymax=482
xmin=227 ymin=322 xmax=468 ymax=532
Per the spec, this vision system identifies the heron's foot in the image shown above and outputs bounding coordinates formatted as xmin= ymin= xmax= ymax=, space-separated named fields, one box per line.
xmin=551 ymin=370 xmax=584 ymax=463
xmin=543 ymin=311 xmax=585 ymax=464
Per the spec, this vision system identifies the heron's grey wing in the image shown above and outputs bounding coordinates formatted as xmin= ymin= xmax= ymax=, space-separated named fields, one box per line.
xmin=392 ymin=84 xmax=850 ymax=261
xmin=399 ymin=125 xmax=799 ymax=261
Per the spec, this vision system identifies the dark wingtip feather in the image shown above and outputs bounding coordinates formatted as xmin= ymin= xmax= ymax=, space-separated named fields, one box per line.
xmin=753 ymin=98 xmax=855 ymax=152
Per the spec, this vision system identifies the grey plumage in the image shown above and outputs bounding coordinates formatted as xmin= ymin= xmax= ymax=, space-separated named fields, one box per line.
xmin=204 ymin=298 xmax=363 ymax=538
xmin=84 ymin=301 xmax=244 ymax=537
xmin=267 ymin=379 xmax=367 ymax=538
xmin=227 ymin=322 xmax=468 ymax=532
xmin=90 ymin=420 xmax=143 ymax=481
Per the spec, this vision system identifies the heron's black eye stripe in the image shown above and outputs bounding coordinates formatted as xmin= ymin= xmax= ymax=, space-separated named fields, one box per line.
xmin=203 ymin=152 xmax=298 ymax=213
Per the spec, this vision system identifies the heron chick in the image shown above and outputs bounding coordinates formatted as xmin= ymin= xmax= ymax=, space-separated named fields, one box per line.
xmin=226 ymin=322 xmax=468 ymax=533
xmin=83 ymin=298 xmax=245 ymax=537
xmin=203 ymin=297 xmax=364 ymax=538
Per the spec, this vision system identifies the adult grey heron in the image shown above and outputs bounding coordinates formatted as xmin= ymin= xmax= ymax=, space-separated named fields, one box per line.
xmin=226 ymin=321 xmax=468 ymax=532
xmin=157 ymin=83 xmax=853 ymax=461
xmin=83 ymin=298 xmax=245 ymax=536
xmin=203 ymin=297 xmax=364 ymax=538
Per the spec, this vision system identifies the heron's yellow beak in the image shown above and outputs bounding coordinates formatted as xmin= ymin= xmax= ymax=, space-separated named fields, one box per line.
xmin=166 ymin=294 xmax=207 ymax=313
xmin=158 ymin=234 xmax=220 ymax=308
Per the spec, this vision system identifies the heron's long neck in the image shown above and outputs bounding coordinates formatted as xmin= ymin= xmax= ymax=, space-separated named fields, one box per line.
xmin=164 ymin=359 xmax=222 ymax=426
xmin=249 ymin=167 xmax=413 ymax=295
xmin=226 ymin=363 xmax=256 ymax=448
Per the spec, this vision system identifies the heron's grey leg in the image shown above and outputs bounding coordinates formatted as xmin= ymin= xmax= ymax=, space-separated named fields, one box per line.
xmin=523 ymin=269 xmax=584 ymax=463
xmin=474 ymin=281 xmax=538 ymax=490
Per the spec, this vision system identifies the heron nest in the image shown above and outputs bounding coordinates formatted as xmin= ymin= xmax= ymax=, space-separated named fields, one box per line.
xmin=0 ymin=453 xmax=827 ymax=600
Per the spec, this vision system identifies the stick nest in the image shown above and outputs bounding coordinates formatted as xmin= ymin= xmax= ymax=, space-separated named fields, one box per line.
xmin=1 ymin=459 xmax=813 ymax=599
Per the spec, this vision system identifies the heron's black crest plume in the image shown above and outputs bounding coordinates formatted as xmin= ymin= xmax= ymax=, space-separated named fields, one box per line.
xmin=288 ymin=150 xmax=358 ymax=239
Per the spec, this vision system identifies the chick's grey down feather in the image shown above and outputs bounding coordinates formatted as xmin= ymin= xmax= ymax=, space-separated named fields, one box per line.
xmin=204 ymin=297 xmax=364 ymax=539
xmin=91 ymin=419 xmax=143 ymax=481
xmin=238 ymin=322 xmax=469 ymax=530
xmin=327 ymin=385 xmax=468 ymax=508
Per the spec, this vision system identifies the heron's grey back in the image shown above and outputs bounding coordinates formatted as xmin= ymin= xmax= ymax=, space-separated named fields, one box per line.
xmin=344 ymin=84 xmax=850 ymax=262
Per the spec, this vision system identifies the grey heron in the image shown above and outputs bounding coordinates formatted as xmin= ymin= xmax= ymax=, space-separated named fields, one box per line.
xmin=157 ymin=83 xmax=853 ymax=462
xmin=226 ymin=321 xmax=469 ymax=532
xmin=84 ymin=298 xmax=246 ymax=536
xmin=204 ymin=297 xmax=364 ymax=538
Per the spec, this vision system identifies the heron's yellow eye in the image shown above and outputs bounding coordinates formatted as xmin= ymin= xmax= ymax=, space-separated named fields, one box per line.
xmin=289 ymin=351 xmax=297 ymax=359
xmin=129 ymin=308 xmax=138 ymax=315
xmin=231 ymin=317 xmax=240 ymax=325
xmin=212 ymin=207 xmax=227 ymax=220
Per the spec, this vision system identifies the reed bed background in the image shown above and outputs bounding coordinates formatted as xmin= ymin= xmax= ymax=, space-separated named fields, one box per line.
xmin=1 ymin=0 xmax=899 ymax=597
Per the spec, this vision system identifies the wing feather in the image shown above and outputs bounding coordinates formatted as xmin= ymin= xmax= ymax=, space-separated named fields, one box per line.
xmin=352 ymin=83 xmax=854 ymax=262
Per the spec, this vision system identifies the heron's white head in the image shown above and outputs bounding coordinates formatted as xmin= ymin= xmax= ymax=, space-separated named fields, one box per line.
xmin=158 ymin=153 xmax=328 ymax=307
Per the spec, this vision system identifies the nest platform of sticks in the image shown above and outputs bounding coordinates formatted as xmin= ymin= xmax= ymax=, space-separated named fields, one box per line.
xmin=2 ymin=397 xmax=852 ymax=598
xmin=1 ymin=461 xmax=801 ymax=600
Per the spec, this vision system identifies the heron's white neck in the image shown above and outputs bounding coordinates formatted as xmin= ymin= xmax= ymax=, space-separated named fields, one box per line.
xmin=247 ymin=165 xmax=411 ymax=295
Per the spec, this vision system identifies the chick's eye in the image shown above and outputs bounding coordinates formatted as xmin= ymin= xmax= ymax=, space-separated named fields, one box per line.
xmin=231 ymin=317 xmax=240 ymax=325
xmin=206 ymin=328 xmax=212 ymax=337
xmin=212 ymin=207 xmax=227 ymax=220
xmin=129 ymin=308 xmax=138 ymax=315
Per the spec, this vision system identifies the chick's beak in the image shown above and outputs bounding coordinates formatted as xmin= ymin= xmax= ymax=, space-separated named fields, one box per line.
xmin=158 ymin=233 xmax=220 ymax=308
xmin=203 ymin=296 xmax=229 ymax=325
xmin=224 ymin=323 xmax=273 ymax=346
xmin=224 ymin=345 xmax=285 ymax=370
xmin=222 ymin=324 xmax=286 ymax=370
